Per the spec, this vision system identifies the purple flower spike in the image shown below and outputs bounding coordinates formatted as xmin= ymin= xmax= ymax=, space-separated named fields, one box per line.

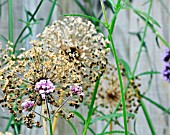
xmin=34 ymin=79 xmax=55 ymax=99
xmin=70 ymin=84 xmax=84 ymax=97
xmin=21 ymin=100 xmax=35 ymax=112
xmin=162 ymin=48 xmax=170 ymax=82
xmin=163 ymin=48 xmax=170 ymax=62
xmin=162 ymin=63 xmax=170 ymax=82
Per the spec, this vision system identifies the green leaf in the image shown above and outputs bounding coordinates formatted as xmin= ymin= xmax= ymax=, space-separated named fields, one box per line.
xmin=135 ymin=71 xmax=160 ymax=77
xmin=0 ymin=116 xmax=10 ymax=120
xmin=141 ymin=94 xmax=170 ymax=114
xmin=106 ymin=0 xmax=116 ymax=7
xmin=18 ymin=19 xmax=27 ymax=24
xmin=155 ymin=36 xmax=161 ymax=48
xmin=90 ymin=113 xmax=134 ymax=125
xmin=19 ymin=33 xmax=31 ymax=43
xmin=72 ymin=111 xmax=85 ymax=123
xmin=63 ymin=14 xmax=107 ymax=28
xmin=74 ymin=0 xmax=90 ymax=16
xmin=0 ymin=34 xmax=8 ymax=44
xmin=67 ymin=120 xmax=78 ymax=135
xmin=119 ymin=59 xmax=131 ymax=79
xmin=123 ymin=0 xmax=161 ymax=28
xmin=98 ymin=130 xmax=134 ymax=135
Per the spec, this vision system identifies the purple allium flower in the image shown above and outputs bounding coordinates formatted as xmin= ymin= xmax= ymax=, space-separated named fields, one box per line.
xmin=70 ymin=84 xmax=84 ymax=97
xmin=162 ymin=48 xmax=170 ymax=82
xmin=21 ymin=100 xmax=35 ymax=112
xmin=34 ymin=79 xmax=55 ymax=99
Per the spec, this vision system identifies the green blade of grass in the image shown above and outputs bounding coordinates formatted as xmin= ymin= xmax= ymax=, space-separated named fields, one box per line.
xmin=82 ymin=76 xmax=101 ymax=135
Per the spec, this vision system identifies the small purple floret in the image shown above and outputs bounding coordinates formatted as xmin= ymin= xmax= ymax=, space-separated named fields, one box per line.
xmin=70 ymin=84 xmax=84 ymax=97
xmin=35 ymin=79 xmax=55 ymax=99
xmin=21 ymin=100 xmax=34 ymax=112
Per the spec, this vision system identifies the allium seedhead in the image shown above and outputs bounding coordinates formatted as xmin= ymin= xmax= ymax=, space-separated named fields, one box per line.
xmin=0 ymin=17 xmax=108 ymax=128
xmin=85 ymin=62 xmax=141 ymax=121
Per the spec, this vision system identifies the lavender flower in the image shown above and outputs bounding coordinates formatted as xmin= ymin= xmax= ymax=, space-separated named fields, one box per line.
xmin=35 ymin=79 xmax=55 ymax=99
xmin=162 ymin=48 xmax=170 ymax=82
xmin=70 ymin=84 xmax=84 ymax=96
xmin=21 ymin=100 xmax=35 ymax=112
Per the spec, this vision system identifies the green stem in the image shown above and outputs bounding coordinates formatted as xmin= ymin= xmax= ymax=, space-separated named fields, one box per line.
xmin=108 ymin=31 xmax=128 ymax=135
xmin=49 ymin=119 xmax=53 ymax=135
xmin=14 ymin=121 xmax=19 ymax=135
xmin=45 ymin=97 xmax=53 ymax=135
xmin=140 ymin=100 xmax=156 ymax=135
xmin=132 ymin=0 xmax=152 ymax=76
xmin=8 ymin=0 xmax=13 ymax=42
xmin=4 ymin=114 xmax=14 ymax=132
xmin=45 ymin=0 xmax=57 ymax=27
xmin=82 ymin=76 xmax=101 ymax=135
xmin=13 ymin=0 xmax=44 ymax=54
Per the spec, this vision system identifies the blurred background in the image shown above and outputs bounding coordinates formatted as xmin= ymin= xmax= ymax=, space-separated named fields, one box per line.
xmin=0 ymin=0 xmax=170 ymax=134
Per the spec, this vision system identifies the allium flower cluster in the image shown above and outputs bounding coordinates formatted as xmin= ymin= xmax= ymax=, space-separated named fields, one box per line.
xmin=162 ymin=48 xmax=170 ymax=82
xmin=0 ymin=17 xmax=108 ymax=128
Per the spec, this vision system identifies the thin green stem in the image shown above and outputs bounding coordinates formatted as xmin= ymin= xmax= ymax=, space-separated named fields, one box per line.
xmin=46 ymin=97 xmax=53 ymax=135
xmin=49 ymin=119 xmax=53 ymax=135
xmin=82 ymin=76 xmax=101 ymax=135
xmin=132 ymin=0 xmax=152 ymax=76
xmin=141 ymin=94 xmax=170 ymax=114
xmin=140 ymin=100 xmax=156 ymax=135
xmin=45 ymin=0 xmax=57 ymax=27
xmin=108 ymin=31 xmax=128 ymax=135
xmin=8 ymin=0 xmax=13 ymax=42
xmin=14 ymin=121 xmax=19 ymax=135
xmin=4 ymin=114 xmax=14 ymax=132
xmin=13 ymin=0 xmax=44 ymax=54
